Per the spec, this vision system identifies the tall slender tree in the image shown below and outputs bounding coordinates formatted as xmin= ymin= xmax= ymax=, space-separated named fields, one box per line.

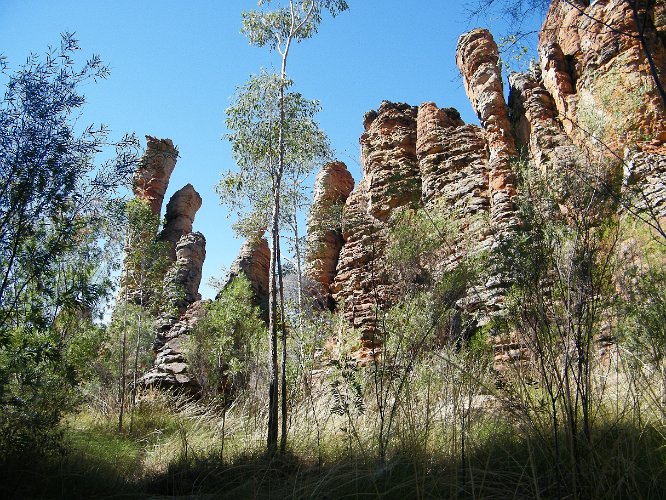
xmin=239 ymin=0 xmax=348 ymax=453
xmin=219 ymin=70 xmax=331 ymax=453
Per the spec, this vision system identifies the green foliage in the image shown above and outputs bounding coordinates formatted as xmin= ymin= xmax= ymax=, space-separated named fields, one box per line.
xmin=620 ymin=255 xmax=666 ymax=369
xmin=106 ymin=302 xmax=157 ymax=381
xmin=184 ymin=274 xmax=267 ymax=398
xmin=219 ymin=71 xmax=331 ymax=238
xmin=121 ymin=198 xmax=174 ymax=316
xmin=498 ymin=34 xmax=535 ymax=72
xmin=0 ymin=33 xmax=139 ymax=457
xmin=241 ymin=0 xmax=349 ymax=51
xmin=386 ymin=204 xmax=489 ymax=284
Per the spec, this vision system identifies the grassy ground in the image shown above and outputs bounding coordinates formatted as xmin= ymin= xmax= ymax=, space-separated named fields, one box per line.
xmin=2 ymin=370 xmax=665 ymax=499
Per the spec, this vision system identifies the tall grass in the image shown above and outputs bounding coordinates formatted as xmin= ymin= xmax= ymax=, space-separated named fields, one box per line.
xmin=2 ymin=345 xmax=664 ymax=499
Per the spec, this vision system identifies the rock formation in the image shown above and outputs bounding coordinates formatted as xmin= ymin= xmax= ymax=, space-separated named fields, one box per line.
xmin=141 ymin=228 xmax=206 ymax=392
xmin=159 ymin=184 xmax=203 ymax=260
xmin=305 ymin=161 xmax=355 ymax=308
xmin=328 ymin=99 xmax=496 ymax=341
xmin=133 ymin=136 xmax=179 ymax=217
xmin=508 ymin=0 xmax=666 ymax=220
xmin=123 ymin=136 xmax=211 ymax=392
xmin=165 ymin=232 xmax=207 ymax=314
xmin=361 ymin=102 xmax=421 ymax=220
xmin=144 ymin=0 xmax=666 ymax=388
xmin=457 ymin=28 xmax=519 ymax=229
xmin=539 ymin=0 xmax=666 ymax=153
xmin=141 ymin=301 xmax=207 ymax=391
xmin=314 ymin=1 xmax=666 ymax=355
xmin=224 ymin=237 xmax=271 ymax=313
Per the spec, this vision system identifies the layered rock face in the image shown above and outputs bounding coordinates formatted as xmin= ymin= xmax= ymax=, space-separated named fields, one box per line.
xmin=326 ymin=98 xmax=496 ymax=341
xmin=457 ymin=28 xmax=519 ymax=229
xmin=361 ymin=102 xmax=421 ymax=220
xmin=141 ymin=301 xmax=207 ymax=391
xmin=224 ymin=237 xmax=271 ymax=312
xmin=316 ymin=3 xmax=666 ymax=350
xmin=305 ymin=161 xmax=355 ymax=307
xmin=159 ymin=183 xmax=203 ymax=259
xmin=133 ymin=136 xmax=179 ymax=216
xmin=331 ymin=176 xmax=389 ymax=339
xmin=539 ymin=0 xmax=666 ymax=152
xmin=165 ymin=232 xmax=207 ymax=314
xmin=508 ymin=0 xmax=666 ymax=220
xmin=322 ymin=30 xmax=524 ymax=340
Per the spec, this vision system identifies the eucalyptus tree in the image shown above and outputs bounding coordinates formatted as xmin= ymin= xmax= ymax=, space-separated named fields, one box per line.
xmin=239 ymin=0 xmax=348 ymax=453
xmin=219 ymin=70 xmax=330 ymax=452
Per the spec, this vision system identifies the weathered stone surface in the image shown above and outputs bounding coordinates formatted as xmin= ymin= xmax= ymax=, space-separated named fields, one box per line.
xmin=457 ymin=28 xmax=519 ymax=229
xmin=164 ymin=231 xmax=206 ymax=316
xmin=224 ymin=237 xmax=270 ymax=312
xmin=539 ymin=0 xmax=666 ymax=153
xmin=332 ymin=176 xmax=391 ymax=341
xmin=133 ymin=136 xmax=179 ymax=217
xmin=332 ymin=100 xmax=497 ymax=340
xmin=361 ymin=101 xmax=421 ymax=220
xmin=305 ymin=161 xmax=355 ymax=307
xmin=141 ymin=300 xmax=207 ymax=392
xmin=508 ymin=71 xmax=581 ymax=206
xmin=142 ymin=231 xmax=207 ymax=393
xmin=159 ymin=184 xmax=203 ymax=260
xmin=417 ymin=102 xmax=489 ymax=212
xmin=625 ymin=151 xmax=666 ymax=221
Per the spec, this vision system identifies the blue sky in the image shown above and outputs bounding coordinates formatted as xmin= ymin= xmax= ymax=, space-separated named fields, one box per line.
xmin=0 ymin=1 xmax=542 ymax=300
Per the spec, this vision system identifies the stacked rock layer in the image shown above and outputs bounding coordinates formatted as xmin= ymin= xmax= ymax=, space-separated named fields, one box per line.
xmin=307 ymin=0 xmax=666 ymax=353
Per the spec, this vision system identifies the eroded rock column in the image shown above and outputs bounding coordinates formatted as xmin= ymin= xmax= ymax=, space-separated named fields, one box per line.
xmin=457 ymin=29 xmax=519 ymax=229
xmin=133 ymin=136 xmax=179 ymax=216
xmin=164 ymin=232 xmax=207 ymax=315
xmin=159 ymin=184 xmax=203 ymax=260
xmin=361 ymin=101 xmax=421 ymax=220
xmin=305 ymin=161 xmax=355 ymax=308
xmin=224 ymin=236 xmax=271 ymax=313
xmin=508 ymin=71 xmax=581 ymax=206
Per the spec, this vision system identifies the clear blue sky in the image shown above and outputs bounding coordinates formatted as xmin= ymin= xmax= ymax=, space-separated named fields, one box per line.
xmin=0 ymin=1 xmax=542 ymax=300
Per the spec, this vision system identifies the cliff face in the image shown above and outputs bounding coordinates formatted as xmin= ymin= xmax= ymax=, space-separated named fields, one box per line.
xmin=305 ymin=161 xmax=355 ymax=308
xmin=322 ymin=99 xmax=496 ymax=341
xmin=539 ymin=0 xmax=666 ymax=153
xmin=308 ymin=0 xmax=666 ymax=348
xmin=317 ymin=30 xmax=516 ymax=341
xmin=510 ymin=0 xmax=666 ymax=219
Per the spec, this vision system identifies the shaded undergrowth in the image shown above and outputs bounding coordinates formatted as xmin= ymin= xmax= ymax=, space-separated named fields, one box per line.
xmin=2 ymin=401 xmax=664 ymax=499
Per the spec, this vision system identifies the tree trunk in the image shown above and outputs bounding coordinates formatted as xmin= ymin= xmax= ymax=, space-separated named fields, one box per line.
xmin=278 ymin=237 xmax=289 ymax=454
xmin=293 ymin=211 xmax=304 ymax=319
xmin=129 ymin=265 xmax=144 ymax=434
xmin=118 ymin=276 xmax=128 ymax=433
xmin=267 ymin=186 xmax=280 ymax=454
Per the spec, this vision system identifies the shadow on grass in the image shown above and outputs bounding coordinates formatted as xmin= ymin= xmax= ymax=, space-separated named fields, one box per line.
xmin=2 ymin=422 xmax=665 ymax=499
